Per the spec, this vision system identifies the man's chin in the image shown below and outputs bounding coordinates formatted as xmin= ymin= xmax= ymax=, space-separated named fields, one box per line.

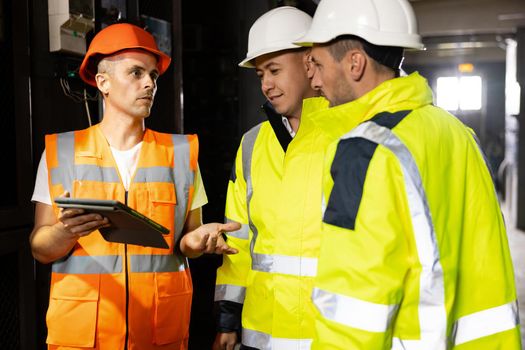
xmin=135 ymin=108 xmax=152 ymax=119
xmin=328 ymin=98 xmax=346 ymax=108
xmin=272 ymin=105 xmax=288 ymax=116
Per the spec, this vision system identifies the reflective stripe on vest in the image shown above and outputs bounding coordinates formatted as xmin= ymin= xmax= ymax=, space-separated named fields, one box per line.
xmin=242 ymin=124 xmax=260 ymax=256
xmin=316 ymin=120 xmax=448 ymax=347
xmin=50 ymin=132 xmax=75 ymax=192
xmin=51 ymin=254 xmax=187 ymax=274
xmin=214 ymin=284 xmax=246 ymax=303
xmin=172 ymin=134 xmax=193 ymax=241
xmin=134 ymin=166 xmax=175 ymax=183
xmin=451 ymin=300 xmax=519 ymax=346
xmin=242 ymin=125 xmax=318 ymax=277
xmin=224 ymin=217 xmax=250 ymax=240
xmin=129 ymin=254 xmax=187 ymax=273
xmin=215 ymin=217 xmax=250 ymax=303
xmin=311 ymin=287 xmax=398 ymax=332
xmin=52 ymin=255 xmax=123 ymax=274
xmin=242 ymin=328 xmax=312 ymax=350
xmin=252 ymin=254 xmax=317 ymax=277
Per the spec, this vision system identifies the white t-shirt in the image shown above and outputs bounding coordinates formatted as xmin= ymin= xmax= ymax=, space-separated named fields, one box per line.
xmin=282 ymin=116 xmax=296 ymax=137
xmin=32 ymin=146 xmax=208 ymax=211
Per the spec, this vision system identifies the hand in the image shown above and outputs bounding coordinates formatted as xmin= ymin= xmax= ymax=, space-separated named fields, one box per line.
xmin=212 ymin=332 xmax=238 ymax=350
xmin=180 ymin=222 xmax=241 ymax=258
xmin=56 ymin=192 xmax=110 ymax=238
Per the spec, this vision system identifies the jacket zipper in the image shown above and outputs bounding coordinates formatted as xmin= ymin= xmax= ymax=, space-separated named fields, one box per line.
xmin=124 ymin=191 xmax=130 ymax=350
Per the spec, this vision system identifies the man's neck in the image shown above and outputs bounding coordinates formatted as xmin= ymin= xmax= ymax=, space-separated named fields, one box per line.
xmin=285 ymin=115 xmax=300 ymax=133
xmin=99 ymin=112 xmax=145 ymax=150
xmin=356 ymin=70 xmax=396 ymax=100
xmin=285 ymin=90 xmax=318 ymax=132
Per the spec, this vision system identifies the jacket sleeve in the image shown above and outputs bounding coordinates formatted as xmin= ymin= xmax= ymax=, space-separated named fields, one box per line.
xmin=214 ymin=142 xmax=252 ymax=333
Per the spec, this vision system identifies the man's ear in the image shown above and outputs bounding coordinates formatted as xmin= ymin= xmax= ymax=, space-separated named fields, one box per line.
xmin=345 ymin=50 xmax=366 ymax=81
xmin=95 ymin=73 xmax=110 ymax=96
xmin=303 ymin=50 xmax=314 ymax=79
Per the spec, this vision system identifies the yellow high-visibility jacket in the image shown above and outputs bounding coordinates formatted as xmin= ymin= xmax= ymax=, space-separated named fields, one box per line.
xmin=45 ymin=125 xmax=197 ymax=349
xmin=312 ymin=72 xmax=521 ymax=349
xmin=215 ymin=98 xmax=363 ymax=349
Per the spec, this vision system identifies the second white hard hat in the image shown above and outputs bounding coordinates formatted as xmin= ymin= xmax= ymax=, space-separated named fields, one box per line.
xmin=295 ymin=0 xmax=423 ymax=50
xmin=239 ymin=6 xmax=312 ymax=68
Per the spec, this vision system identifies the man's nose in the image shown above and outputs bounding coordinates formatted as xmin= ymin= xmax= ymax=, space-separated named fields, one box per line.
xmin=311 ymin=71 xmax=322 ymax=91
xmin=261 ymin=75 xmax=274 ymax=93
xmin=144 ymin=75 xmax=156 ymax=90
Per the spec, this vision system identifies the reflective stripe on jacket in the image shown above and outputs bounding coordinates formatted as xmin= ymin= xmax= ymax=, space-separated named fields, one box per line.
xmin=312 ymin=73 xmax=521 ymax=349
xmin=215 ymin=97 xmax=364 ymax=350
xmin=45 ymin=125 xmax=198 ymax=350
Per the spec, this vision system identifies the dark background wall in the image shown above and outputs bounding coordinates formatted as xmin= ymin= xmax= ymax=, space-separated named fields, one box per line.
xmin=181 ymin=1 xmax=242 ymax=348
xmin=0 ymin=0 xmax=37 ymax=349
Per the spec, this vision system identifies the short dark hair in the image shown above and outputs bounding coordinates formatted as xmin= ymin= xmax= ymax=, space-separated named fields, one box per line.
xmin=322 ymin=35 xmax=404 ymax=75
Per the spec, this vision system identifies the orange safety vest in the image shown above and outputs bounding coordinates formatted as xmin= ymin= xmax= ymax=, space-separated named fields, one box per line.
xmin=44 ymin=125 xmax=198 ymax=350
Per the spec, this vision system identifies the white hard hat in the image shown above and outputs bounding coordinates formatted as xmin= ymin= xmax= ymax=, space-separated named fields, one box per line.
xmin=239 ymin=6 xmax=312 ymax=68
xmin=295 ymin=0 xmax=423 ymax=50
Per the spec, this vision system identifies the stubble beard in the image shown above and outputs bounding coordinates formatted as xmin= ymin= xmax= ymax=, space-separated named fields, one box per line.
xmin=329 ymin=78 xmax=355 ymax=107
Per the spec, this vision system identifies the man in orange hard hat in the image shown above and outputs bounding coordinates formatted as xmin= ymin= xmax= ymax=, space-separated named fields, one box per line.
xmin=30 ymin=22 xmax=239 ymax=350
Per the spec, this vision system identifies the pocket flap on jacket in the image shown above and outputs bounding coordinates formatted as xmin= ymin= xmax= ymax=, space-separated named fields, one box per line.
xmin=149 ymin=183 xmax=177 ymax=205
xmin=50 ymin=273 xmax=100 ymax=301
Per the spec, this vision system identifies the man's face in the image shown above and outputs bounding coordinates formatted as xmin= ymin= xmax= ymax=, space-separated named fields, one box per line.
xmin=310 ymin=46 xmax=355 ymax=107
xmin=98 ymin=50 xmax=159 ymax=119
xmin=254 ymin=50 xmax=313 ymax=119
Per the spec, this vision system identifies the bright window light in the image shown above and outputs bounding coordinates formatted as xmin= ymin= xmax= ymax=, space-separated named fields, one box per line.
xmin=436 ymin=76 xmax=482 ymax=111
xmin=459 ymin=76 xmax=482 ymax=110
xmin=436 ymin=77 xmax=460 ymax=111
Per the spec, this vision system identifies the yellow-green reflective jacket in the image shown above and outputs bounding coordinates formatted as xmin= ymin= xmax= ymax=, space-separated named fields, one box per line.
xmin=215 ymin=98 xmax=358 ymax=349
xmin=312 ymin=72 xmax=521 ymax=349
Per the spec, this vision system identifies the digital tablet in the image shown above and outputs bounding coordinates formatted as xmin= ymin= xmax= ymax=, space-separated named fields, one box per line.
xmin=54 ymin=197 xmax=170 ymax=249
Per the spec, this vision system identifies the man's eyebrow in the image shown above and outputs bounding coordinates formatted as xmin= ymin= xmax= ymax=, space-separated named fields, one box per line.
xmin=262 ymin=61 xmax=280 ymax=70
xmin=127 ymin=65 xmax=159 ymax=75
xmin=128 ymin=65 xmax=145 ymax=71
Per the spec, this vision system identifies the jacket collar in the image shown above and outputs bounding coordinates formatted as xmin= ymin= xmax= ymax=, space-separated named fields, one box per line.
xmin=261 ymin=101 xmax=294 ymax=152
xmin=302 ymin=72 xmax=433 ymax=139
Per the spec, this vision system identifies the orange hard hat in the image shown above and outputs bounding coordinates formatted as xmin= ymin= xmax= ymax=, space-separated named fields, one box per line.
xmin=79 ymin=23 xmax=171 ymax=87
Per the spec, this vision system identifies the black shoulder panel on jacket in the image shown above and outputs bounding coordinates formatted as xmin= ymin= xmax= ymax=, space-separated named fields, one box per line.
xmin=370 ymin=110 xmax=411 ymax=130
xmin=323 ymin=137 xmax=378 ymax=230
xmin=214 ymin=300 xmax=243 ymax=332
xmin=323 ymin=110 xmax=412 ymax=230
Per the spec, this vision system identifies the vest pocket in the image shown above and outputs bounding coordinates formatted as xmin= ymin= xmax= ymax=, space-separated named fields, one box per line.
xmin=153 ymin=271 xmax=192 ymax=345
xmin=149 ymin=185 xmax=177 ymax=248
xmin=46 ymin=274 xmax=100 ymax=347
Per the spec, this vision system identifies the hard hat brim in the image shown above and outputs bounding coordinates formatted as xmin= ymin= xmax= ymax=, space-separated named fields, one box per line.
xmin=79 ymin=46 xmax=171 ymax=87
xmin=239 ymin=44 xmax=306 ymax=68
xmin=293 ymin=30 xmax=334 ymax=47
xmin=295 ymin=26 xmax=425 ymax=50
xmin=295 ymin=31 xmax=425 ymax=50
